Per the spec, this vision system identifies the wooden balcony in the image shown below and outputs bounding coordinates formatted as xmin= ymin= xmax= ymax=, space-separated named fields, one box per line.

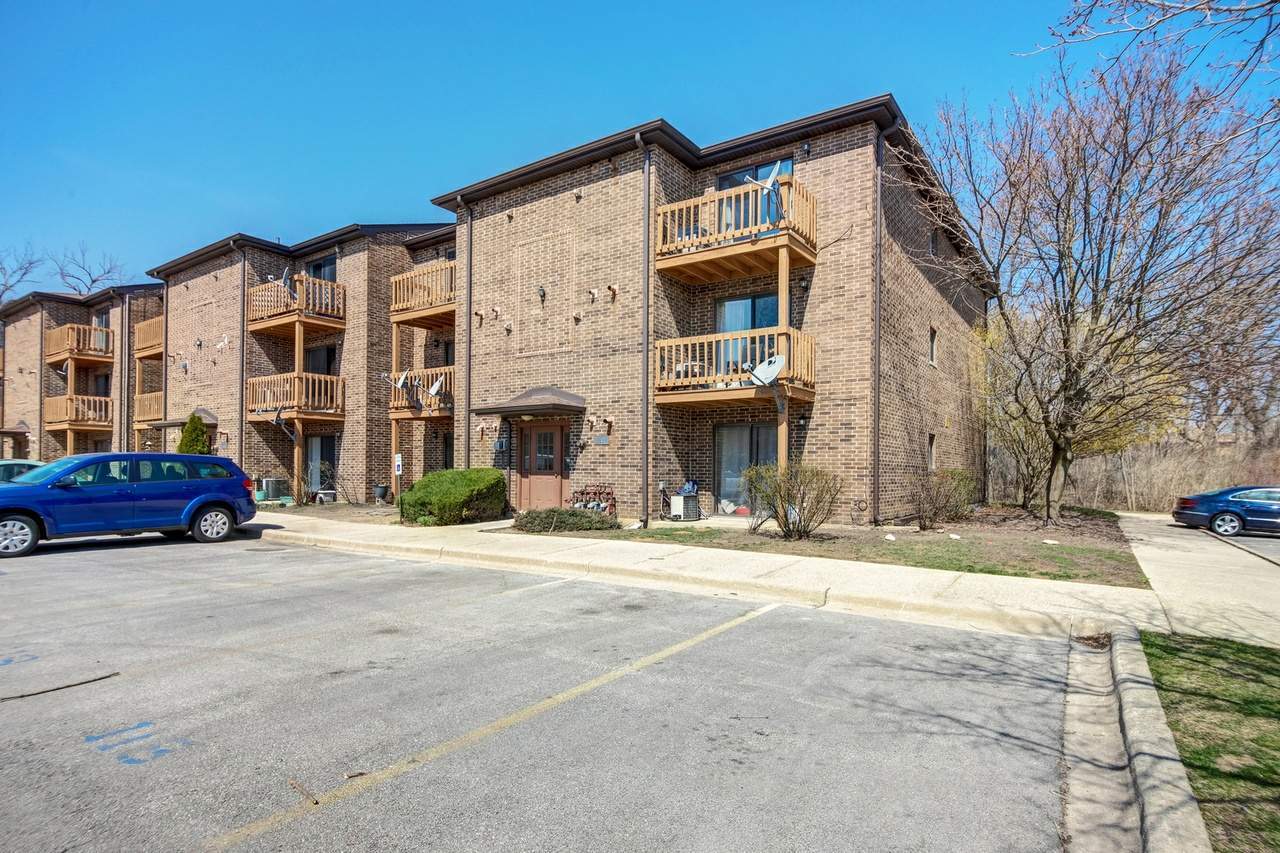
xmin=247 ymin=275 xmax=346 ymax=335
xmin=45 ymin=395 xmax=113 ymax=430
xmin=45 ymin=324 xmax=114 ymax=364
xmin=245 ymin=372 xmax=346 ymax=421
xmin=654 ymin=327 xmax=816 ymax=407
xmin=654 ymin=176 xmax=817 ymax=284
xmin=133 ymin=391 xmax=164 ymax=425
xmin=389 ymin=366 xmax=454 ymax=420
xmin=390 ymin=261 xmax=457 ymax=329
xmin=134 ymin=316 xmax=164 ymax=359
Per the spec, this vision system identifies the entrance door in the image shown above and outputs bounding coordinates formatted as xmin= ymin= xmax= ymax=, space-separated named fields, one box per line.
xmin=306 ymin=435 xmax=338 ymax=492
xmin=518 ymin=423 xmax=566 ymax=510
xmin=714 ymin=423 xmax=777 ymax=514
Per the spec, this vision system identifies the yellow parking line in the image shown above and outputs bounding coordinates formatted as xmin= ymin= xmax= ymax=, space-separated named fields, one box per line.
xmin=206 ymin=601 xmax=780 ymax=850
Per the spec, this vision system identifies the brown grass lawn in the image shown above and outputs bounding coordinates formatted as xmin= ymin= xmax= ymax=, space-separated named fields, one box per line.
xmin=526 ymin=505 xmax=1148 ymax=588
xmin=1143 ymin=632 xmax=1280 ymax=852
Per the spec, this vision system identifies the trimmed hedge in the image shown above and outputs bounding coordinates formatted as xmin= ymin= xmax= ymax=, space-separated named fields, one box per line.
xmin=513 ymin=508 xmax=620 ymax=533
xmin=399 ymin=468 xmax=506 ymax=525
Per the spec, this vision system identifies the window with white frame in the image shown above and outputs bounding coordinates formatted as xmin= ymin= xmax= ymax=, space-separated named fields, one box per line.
xmin=928 ymin=326 xmax=938 ymax=365
xmin=927 ymin=433 xmax=937 ymax=470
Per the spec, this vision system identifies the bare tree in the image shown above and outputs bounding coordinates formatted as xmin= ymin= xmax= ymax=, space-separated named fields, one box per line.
xmin=1050 ymin=1 xmax=1280 ymax=89
xmin=0 ymin=245 xmax=43 ymax=305
xmin=49 ymin=243 xmax=125 ymax=295
xmin=894 ymin=49 xmax=1280 ymax=522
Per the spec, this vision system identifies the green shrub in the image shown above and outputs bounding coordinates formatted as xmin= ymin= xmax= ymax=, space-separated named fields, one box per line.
xmin=176 ymin=413 xmax=211 ymax=455
xmin=398 ymin=467 xmax=506 ymax=525
xmin=743 ymin=463 xmax=844 ymax=540
xmin=513 ymin=508 xmax=621 ymax=533
xmin=915 ymin=468 xmax=977 ymax=530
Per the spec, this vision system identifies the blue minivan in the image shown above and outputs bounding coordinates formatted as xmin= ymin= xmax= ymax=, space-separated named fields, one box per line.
xmin=0 ymin=453 xmax=257 ymax=558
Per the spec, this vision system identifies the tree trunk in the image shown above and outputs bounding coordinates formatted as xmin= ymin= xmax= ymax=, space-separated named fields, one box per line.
xmin=1044 ymin=442 xmax=1074 ymax=524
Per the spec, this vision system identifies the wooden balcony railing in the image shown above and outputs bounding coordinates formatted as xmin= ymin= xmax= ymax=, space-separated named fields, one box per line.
xmin=134 ymin=391 xmax=164 ymax=423
xmin=390 ymin=366 xmax=454 ymax=415
xmin=655 ymin=176 xmax=817 ymax=257
xmin=45 ymin=324 xmax=114 ymax=359
xmin=134 ymin=315 xmax=163 ymax=353
xmin=391 ymin=261 xmax=457 ymax=315
xmin=247 ymin=275 xmax=346 ymax=324
xmin=246 ymin=372 xmax=345 ymax=415
xmin=46 ymin=395 xmax=113 ymax=426
xmin=654 ymin=327 xmax=816 ymax=392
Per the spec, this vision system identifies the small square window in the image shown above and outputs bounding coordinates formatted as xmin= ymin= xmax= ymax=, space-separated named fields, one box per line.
xmin=928 ymin=327 xmax=938 ymax=365
xmin=927 ymin=433 xmax=937 ymax=470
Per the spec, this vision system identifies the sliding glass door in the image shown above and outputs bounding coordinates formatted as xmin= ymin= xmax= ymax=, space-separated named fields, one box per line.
xmin=714 ymin=423 xmax=778 ymax=514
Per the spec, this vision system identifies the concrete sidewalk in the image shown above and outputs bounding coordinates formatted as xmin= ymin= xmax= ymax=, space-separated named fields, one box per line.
xmin=252 ymin=512 xmax=1168 ymax=639
xmin=1120 ymin=512 xmax=1280 ymax=648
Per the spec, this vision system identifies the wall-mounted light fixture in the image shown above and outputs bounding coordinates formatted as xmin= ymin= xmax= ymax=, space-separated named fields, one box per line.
xmin=797 ymin=414 xmax=810 ymax=428
xmin=574 ymin=188 xmax=583 ymax=202
xmin=537 ymin=286 xmax=546 ymax=305
xmin=504 ymin=321 xmax=513 ymax=335
xmin=490 ymin=306 xmax=500 ymax=319
xmin=587 ymin=288 xmax=599 ymax=303
xmin=507 ymin=212 xmax=514 ymax=222
xmin=473 ymin=309 xmax=484 ymax=326
xmin=801 ymin=141 xmax=811 ymax=156
xmin=606 ymin=284 xmax=618 ymax=301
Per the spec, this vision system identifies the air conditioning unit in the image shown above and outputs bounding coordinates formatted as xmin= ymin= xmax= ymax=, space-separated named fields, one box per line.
xmin=668 ymin=494 xmax=701 ymax=522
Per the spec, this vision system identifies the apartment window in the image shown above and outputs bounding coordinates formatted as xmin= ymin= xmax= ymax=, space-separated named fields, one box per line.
xmin=307 ymin=255 xmax=337 ymax=282
xmin=929 ymin=228 xmax=940 ymax=257
xmin=92 ymin=372 xmax=111 ymax=396
xmin=442 ymin=339 xmax=455 ymax=367
xmin=442 ymin=431 xmax=454 ymax=469
xmin=928 ymin=327 xmax=938 ymax=366
xmin=445 ymin=248 xmax=457 ymax=261
xmin=304 ymin=345 xmax=337 ymax=375
xmin=927 ymin=433 xmax=937 ymax=470
xmin=717 ymin=159 xmax=794 ymax=230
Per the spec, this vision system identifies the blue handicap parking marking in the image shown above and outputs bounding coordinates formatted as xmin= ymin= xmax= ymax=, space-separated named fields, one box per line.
xmin=83 ymin=721 xmax=193 ymax=766
xmin=0 ymin=650 xmax=39 ymax=666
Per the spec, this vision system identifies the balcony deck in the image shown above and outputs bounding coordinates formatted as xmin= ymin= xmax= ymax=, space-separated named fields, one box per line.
xmin=247 ymin=275 xmax=346 ymax=335
xmin=133 ymin=316 xmax=164 ymax=359
xmin=245 ymin=372 xmax=346 ymax=422
xmin=45 ymin=395 xmax=113 ymax=430
xmin=133 ymin=391 xmax=164 ymax=426
xmin=45 ymin=324 xmax=115 ymax=364
xmin=390 ymin=261 xmax=457 ymax=329
xmin=389 ymin=366 xmax=454 ymax=420
xmin=654 ymin=176 xmax=817 ymax=285
xmin=654 ymin=327 xmax=816 ymax=407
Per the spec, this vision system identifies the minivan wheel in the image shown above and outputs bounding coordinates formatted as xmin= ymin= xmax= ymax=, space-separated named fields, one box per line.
xmin=191 ymin=507 xmax=234 ymax=543
xmin=1211 ymin=512 xmax=1244 ymax=537
xmin=0 ymin=514 xmax=39 ymax=558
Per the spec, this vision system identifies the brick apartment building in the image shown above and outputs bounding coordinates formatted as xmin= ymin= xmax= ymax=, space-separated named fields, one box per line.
xmin=0 ymin=94 xmax=987 ymax=523
xmin=0 ymin=285 xmax=163 ymax=460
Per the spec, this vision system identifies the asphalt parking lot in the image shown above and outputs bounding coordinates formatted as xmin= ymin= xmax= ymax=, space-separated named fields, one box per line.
xmin=1234 ymin=529 xmax=1280 ymax=563
xmin=2 ymin=532 xmax=1070 ymax=852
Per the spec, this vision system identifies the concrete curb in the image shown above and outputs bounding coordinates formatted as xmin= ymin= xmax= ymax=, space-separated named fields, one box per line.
xmin=1109 ymin=628 xmax=1212 ymax=852
xmin=259 ymin=528 xmax=1101 ymax=639
xmin=1204 ymin=529 xmax=1280 ymax=568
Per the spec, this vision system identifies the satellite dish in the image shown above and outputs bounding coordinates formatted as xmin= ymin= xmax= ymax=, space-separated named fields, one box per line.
xmin=746 ymin=161 xmax=787 ymax=221
xmin=749 ymin=354 xmax=785 ymax=386
xmin=427 ymin=375 xmax=445 ymax=397
xmin=394 ymin=370 xmax=410 ymax=389
xmin=270 ymin=405 xmax=297 ymax=443
xmin=279 ymin=265 xmax=294 ymax=297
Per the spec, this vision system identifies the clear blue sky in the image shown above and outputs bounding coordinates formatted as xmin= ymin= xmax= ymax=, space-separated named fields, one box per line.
xmin=0 ymin=0 xmax=1062 ymax=290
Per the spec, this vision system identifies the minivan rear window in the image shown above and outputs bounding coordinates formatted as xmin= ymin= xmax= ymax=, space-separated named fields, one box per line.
xmin=190 ymin=461 xmax=234 ymax=479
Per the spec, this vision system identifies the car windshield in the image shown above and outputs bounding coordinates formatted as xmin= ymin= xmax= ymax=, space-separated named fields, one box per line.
xmin=10 ymin=455 xmax=85 ymax=484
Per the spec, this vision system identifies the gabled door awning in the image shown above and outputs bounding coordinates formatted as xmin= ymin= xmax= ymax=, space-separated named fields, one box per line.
xmin=472 ymin=387 xmax=586 ymax=417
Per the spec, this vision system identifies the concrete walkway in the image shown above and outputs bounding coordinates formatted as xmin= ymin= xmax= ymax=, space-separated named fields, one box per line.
xmin=252 ymin=512 xmax=1168 ymax=640
xmin=1119 ymin=512 xmax=1280 ymax=648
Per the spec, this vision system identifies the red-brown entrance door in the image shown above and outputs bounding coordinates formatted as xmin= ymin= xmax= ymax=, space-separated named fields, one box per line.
xmin=518 ymin=422 xmax=568 ymax=510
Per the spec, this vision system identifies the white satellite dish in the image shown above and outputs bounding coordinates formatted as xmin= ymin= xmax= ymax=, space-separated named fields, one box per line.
xmin=394 ymin=370 xmax=410 ymax=389
xmin=746 ymin=161 xmax=786 ymax=221
xmin=427 ymin=375 xmax=445 ymax=397
xmin=749 ymin=354 xmax=784 ymax=386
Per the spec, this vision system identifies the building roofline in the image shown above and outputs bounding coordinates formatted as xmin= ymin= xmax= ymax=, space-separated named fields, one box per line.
xmin=403 ymin=223 xmax=457 ymax=251
xmin=430 ymin=94 xmax=904 ymax=211
xmin=146 ymin=233 xmax=287 ymax=279
xmin=147 ymin=224 xmax=449 ymax=279
xmin=0 ymin=282 xmax=164 ymax=320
